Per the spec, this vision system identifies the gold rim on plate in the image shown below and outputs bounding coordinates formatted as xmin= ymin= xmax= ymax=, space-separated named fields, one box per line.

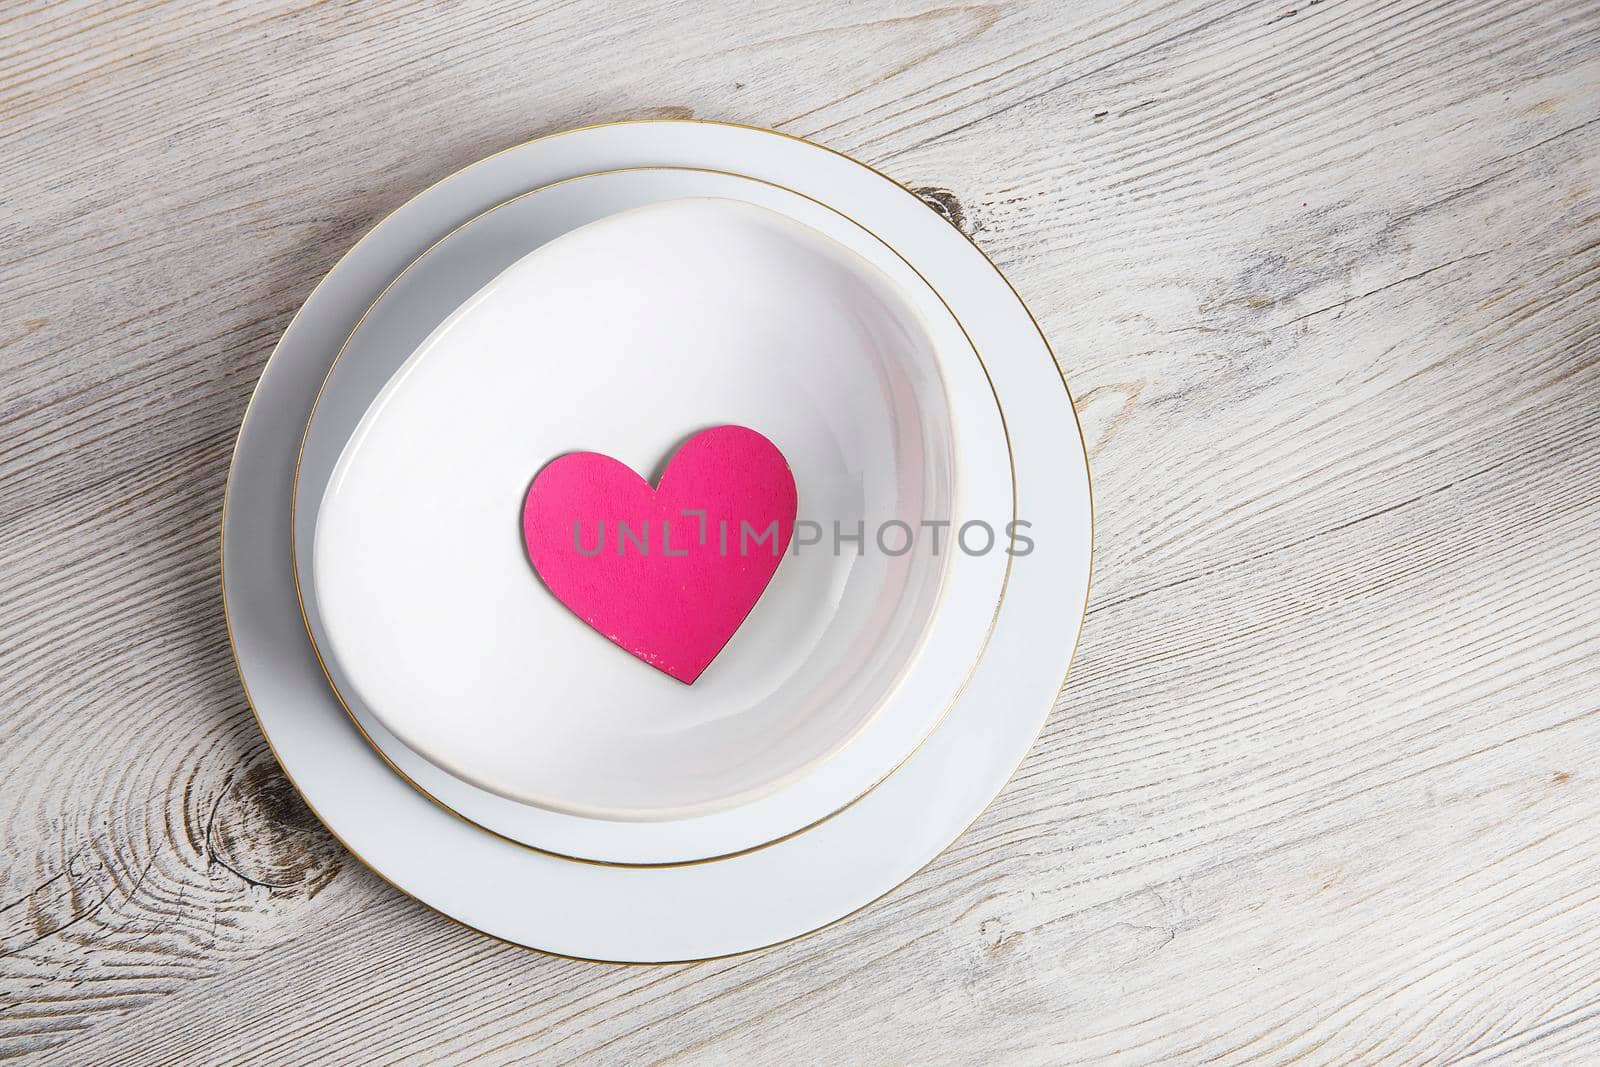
xmin=289 ymin=164 xmax=1017 ymax=868
xmin=220 ymin=117 xmax=1095 ymax=964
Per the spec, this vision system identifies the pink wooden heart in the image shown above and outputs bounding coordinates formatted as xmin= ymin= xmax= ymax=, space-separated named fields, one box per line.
xmin=522 ymin=425 xmax=797 ymax=683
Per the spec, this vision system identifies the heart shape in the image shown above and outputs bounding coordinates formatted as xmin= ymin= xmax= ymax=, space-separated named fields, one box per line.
xmin=522 ymin=425 xmax=797 ymax=683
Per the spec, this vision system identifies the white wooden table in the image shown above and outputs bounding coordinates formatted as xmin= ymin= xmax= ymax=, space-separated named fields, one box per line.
xmin=3 ymin=1 xmax=1597 ymax=1061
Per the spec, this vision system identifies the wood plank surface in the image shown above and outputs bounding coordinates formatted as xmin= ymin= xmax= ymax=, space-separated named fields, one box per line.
xmin=1 ymin=0 xmax=1597 ymax=1061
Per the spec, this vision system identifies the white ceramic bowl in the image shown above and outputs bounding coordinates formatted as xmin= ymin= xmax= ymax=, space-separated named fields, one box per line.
xmin=296 ymin=169 xmax=1013 ymax=839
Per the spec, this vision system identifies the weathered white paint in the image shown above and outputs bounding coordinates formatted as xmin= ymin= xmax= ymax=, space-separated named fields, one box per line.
xmin=1 ymin=0 xmax=1597 ymax=1061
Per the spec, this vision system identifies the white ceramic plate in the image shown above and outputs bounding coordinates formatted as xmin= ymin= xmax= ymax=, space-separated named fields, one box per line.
xmin=223 ymin=120 xmax=1091 ymax=962
xmin=293 ymin=168 xmax=1015 ymax=861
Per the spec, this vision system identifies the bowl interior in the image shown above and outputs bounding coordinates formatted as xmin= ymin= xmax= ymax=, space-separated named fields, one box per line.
xmin=311 ymin=197 xmax=957 ymax=819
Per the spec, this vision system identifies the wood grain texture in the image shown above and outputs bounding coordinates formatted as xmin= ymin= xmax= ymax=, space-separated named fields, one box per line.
xmin=2 ymin=0 xmax=1597 ymax=1061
